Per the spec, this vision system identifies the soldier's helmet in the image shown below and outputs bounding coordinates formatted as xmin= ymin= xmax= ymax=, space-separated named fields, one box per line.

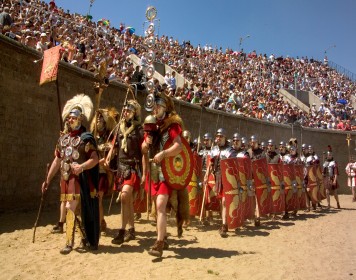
xmin=241 ymin=137 xmax=247 ymax=146
xmin=182 ymin=130 xmax=192 ymax=142
xmin=203 ymin=132 xmax=212 ymax=140
xmin=327 ymin=151 xmax=333 ymax=159
xmin=268 ymin=139 xmax=274 ymax=146
xmin=261 ymin=141 xmax=266 ymax=149
xmin=308 ymin=145 xmax=313 ymax=152
xmin=233 ymin=132 xmax=241 ymax=141
xmin=301 ymin=143 xmax=307 ymax=150
xmin=250 ymin=135 xmax=258 ymax=142
xmin=216 ymin=128 xmax=226 ymax=137
xmin=279 ymin=141 xmax=286 ymax=147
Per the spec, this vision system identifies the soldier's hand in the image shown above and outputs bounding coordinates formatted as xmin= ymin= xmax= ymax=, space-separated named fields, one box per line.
xmin=41 ymin=181 xmax=48 ymax=193
xmin=140 ymin=175 xmax=146 ymax=186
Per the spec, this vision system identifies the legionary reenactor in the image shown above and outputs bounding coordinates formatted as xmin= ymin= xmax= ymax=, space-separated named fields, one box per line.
xmin=90 ymin=107 xmax=118 ymax=233
xmin=232 ymin=133 xmax=249 ymax=158
xmin=266 ymin=139 xmax=280 ymax=163
xmin=345 ymin=157 xmax=356 ymax=202
xmin=279 ymin=141 xmax=288 ymax=162
xmin=198 ymin=132 xmax=214 ymax=225
xmin=42 ymin=94 xmax=100 ymax=254
xmin=248 ymin=135 xmax=264 ymax=160
xmin=111 ymin=100 xmax=144 ymax=246
xmin=141 ymin=92 xmax=185 ymax=258
xmin=323 ymin=151 xmax=341 ymax=209
xmin=204 ymin=128 xmax=237 ymax=237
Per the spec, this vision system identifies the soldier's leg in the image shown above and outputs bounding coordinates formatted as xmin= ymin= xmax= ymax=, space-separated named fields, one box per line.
xmin=326 ymin=189 xmax=331 ymax=208
xmin=60 ymin=199 xmax=79 ymax=254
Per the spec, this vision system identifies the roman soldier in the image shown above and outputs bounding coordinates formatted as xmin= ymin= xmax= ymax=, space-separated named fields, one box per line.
xmin=42 ymin=94 xmax=100 ymax=254
xmin=248 ymin=135 xmax=264 ymax=160
xmin=266 ymin=139 xmax=280 ymax=163
xmin=345 ymin=157 xmax=356 ymax=202
xmin=90 ymin=107 xmax=118 ymax=233
xmin=232 ymin=132 xmax=249 ymax=158
xmin=142 ymin=92 xmax=184 ymax=258
xmin=111 ymin=100 xmax=144 ymax=246
xmin=323 ymin=151 xmax=341 ymax=209
xmin=204 ymin=128 xmax=237 ymax=237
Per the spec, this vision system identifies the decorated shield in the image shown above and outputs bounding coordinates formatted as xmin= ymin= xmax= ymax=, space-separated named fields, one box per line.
xmin=282 ymin=163 xmax=298 ymax=212
xmin=307 ymin=165 xmax=319 ymax=203
xmin=316 ymin=165 xmax=326 ymax=200
xmin=161 ymin=137 xmax=194 ymax=190
xmin=205 ymin=173 xmax=221 ymax=211
xmin=187 ymin=172 xmax=203 ymax=216
xmin=220 ymin=158 xmax=245 ymax=230
xmin=294 ymin=164 xmax=307 ymax=210
xmin=237 ymin=157 xmax=254 ymax=220
xmin=133 ymin=187 xmax=147 ymax=213
xmin=268 ymin=163 xmax=285 ymax=214
xmin=252 ymin=158 xmax=272 ymax=216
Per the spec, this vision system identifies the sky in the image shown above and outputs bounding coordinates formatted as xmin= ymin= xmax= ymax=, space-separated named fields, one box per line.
xmin=53 ymin=0 xmax=356 ymax=76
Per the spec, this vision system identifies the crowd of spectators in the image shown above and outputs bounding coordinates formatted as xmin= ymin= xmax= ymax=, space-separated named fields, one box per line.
xmin=1 ymin=0 xmax=354 ymax=130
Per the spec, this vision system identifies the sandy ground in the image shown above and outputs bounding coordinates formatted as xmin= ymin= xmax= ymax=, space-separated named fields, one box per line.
xmin=1 ymin=194 xmax=356 ymax=280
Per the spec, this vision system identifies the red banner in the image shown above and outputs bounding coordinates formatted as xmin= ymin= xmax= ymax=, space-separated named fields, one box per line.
xmin=220 ymin=158 xmax=245 ymax=230
xmin=252 ymin=158 xmax=272 ymax=216
xmin=39 ymin=45 xmax=62 ymax=85
xmin=268 ymin=163 xmax=285 ymax=214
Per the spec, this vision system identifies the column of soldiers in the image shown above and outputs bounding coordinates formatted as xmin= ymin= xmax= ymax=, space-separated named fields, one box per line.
xmin=42 ymin=92 xmax=344 ymax=257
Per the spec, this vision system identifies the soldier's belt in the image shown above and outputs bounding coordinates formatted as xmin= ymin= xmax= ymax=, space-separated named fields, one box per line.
xmin=270 ymin=186 xmax=281 ymax=190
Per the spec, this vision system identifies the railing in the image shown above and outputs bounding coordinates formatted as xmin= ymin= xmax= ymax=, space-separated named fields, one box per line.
xmin=328 ymin=60 xmax=356 ymax=82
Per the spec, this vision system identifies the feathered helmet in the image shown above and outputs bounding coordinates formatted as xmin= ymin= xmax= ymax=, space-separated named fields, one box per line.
xmin=62 ymin=94 xmax=94 ymax=122
xmin=123 ymin=99 xmax=141 ymax=122
xmin=90 ymin=107 xmax=119 ymax=133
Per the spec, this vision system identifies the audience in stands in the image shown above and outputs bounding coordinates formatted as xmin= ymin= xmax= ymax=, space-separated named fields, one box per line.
xmin=1 ymin=0 xmax=354 ymax=130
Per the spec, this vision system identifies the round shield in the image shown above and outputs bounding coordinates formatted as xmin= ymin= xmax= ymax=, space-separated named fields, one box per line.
xmin=161 ymin=137 xmax=194 ymax=190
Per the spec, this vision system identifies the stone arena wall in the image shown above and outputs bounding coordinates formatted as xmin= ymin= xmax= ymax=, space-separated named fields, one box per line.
xmin=0 ymin=35 xmax=354 ymax=212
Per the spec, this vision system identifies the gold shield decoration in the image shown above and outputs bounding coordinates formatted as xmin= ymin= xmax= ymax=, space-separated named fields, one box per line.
xmin=161 ymin=137 xmax=194 ymax=190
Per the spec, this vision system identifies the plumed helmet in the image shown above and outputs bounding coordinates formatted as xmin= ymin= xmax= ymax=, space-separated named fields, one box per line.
xmin=203 ymin=132 xmax=212 ymax=140
xmin=233 ymin=132 xmax=241 ymax=140
xmin=62 ymin=93 xmax=94 ymax=122
xmin=216 ymin=128 xmax=226 ymax=137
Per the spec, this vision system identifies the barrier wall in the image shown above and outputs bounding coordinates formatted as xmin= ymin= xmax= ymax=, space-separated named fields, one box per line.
xmin=0 ymin=35 xmax=354 ymax=211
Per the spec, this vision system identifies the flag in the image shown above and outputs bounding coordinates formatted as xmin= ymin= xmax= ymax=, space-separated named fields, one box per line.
xmin=39 ymin=45 xmax=62 ymax=86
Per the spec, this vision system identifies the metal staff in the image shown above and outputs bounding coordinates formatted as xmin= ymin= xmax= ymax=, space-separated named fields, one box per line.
xmin=32 ymin=163 xmax=50 ymax=243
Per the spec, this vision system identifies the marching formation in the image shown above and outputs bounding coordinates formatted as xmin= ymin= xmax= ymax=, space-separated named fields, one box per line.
xmin=41 ymin=91 xmax=350 ymax=258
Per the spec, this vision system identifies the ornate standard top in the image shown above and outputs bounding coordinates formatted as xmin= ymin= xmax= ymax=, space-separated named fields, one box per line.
xmin=146 ymin=6 xmax=157 ymax=21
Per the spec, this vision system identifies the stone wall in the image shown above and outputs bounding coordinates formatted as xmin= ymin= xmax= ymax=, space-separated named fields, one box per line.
xmin=0 ymin=35 xmax=354 ymax=211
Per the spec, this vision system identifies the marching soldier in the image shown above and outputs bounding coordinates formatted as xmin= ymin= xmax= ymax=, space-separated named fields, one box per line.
xmin=142 ymin=92 xmax=184 ymax=258
xmin=323 ymin=151 xmax=341 ymax=209
xmin=266 ymin=139 xmax=280 ymax=163
xmin=42 ymin=94 xmax=100 ymax=254
xmin=111 ymin=100 xmax=144 ymax=246
xmin=90 ymin=108 xmax=118 ymax=233
xmin=345 ymin=157 xmax=356 ymax=202
xmin=204 ymin=128 xmax=237 ymax=237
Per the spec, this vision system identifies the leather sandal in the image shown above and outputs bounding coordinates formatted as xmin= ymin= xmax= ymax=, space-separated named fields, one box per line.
xmin=60 ymin=245 xmax=72 ymax=255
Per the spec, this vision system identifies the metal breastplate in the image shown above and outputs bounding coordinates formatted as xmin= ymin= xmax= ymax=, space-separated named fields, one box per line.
xmin=323 ymin=160 xmax=335 ymax=177
xmin=58 ymin=134 xmax=84 ymax=181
